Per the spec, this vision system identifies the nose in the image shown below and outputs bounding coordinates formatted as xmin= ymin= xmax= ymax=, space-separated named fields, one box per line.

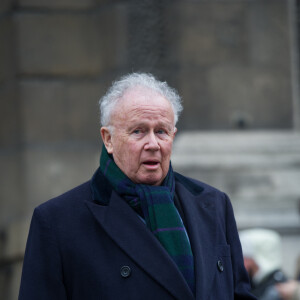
xmin=144 ymin=132 xmax=160 ymax=151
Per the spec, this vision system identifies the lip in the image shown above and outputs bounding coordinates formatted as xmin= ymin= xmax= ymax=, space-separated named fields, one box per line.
xmin=142 ymin=160 xmax=160 ymax=170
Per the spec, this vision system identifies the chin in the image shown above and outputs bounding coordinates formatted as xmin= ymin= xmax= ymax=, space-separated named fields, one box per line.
xmin=138 ymin=175 xmax=162 ymax=186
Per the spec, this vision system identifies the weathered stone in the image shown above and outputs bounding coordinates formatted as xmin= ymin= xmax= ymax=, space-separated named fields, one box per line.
xmin=281 ymin=235 xmax=300 ymax=278
xmin=0 ymin=152 xmax=24 ymax=228
xmin=0 ymin=218 xmax=30 ymax=260
xmin=177 ymin=63 xmax=292 ymax=130
xmin=0 ymin=0 xmax=12 ymax=14
xmin=0 ymin=260 xmax=23 ymax=300
xmin=169 ymin=2 xmax=248 ymax=66
xmin=0 ymin=84 xmax=20 ymax=147
xmin=169 ymin=0 xmax=292 ymax=130
xmin=170 ymin=0 xmax=289 ymax=66
xmin=247 ymin=1 xmax=290 ymax=69
xmin=176 ymin=68 xmax=212 ymax=130
xmin=207 ymin=64 xmax=292 ymax=129
xmin=23 ymin=146 xmax=100 ymax=210
xmin=172 ymin=131 xmax=300 ymax=231
xmin=19 ymin=79 xmax=107 ymax=144
xmin=0 ymin=17 xmax=15 ymax=85
xmin=17 ymin=0 xmax=107 ymax=10
xmin=15 ymin=7 xmax=128 ymax=76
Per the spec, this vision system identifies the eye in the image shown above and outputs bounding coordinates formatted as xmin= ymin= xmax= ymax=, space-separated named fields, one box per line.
xmin=157 ymin=129 xmax=167 ymax=135
xmin=132 ymin=129 xmax=142 ymax=134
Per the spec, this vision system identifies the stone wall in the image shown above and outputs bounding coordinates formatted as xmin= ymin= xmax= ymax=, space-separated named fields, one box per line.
xmin=0 ymin=0 xmax=299 ymax=298
xmin=0 ymin=1 xmax=23 ymax=298
xmin=172 ymin=131 xmax=300 ymax=277
xmin=173 ymin=1 xmax=295 ymax=130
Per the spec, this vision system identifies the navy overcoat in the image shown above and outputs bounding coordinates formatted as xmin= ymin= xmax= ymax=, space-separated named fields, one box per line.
xmin=19 ymin=169 xmax=256 ymax=300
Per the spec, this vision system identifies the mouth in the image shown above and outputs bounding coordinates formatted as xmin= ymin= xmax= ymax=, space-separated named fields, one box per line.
xmin=142 ymin=160 xmax=160 ymax=169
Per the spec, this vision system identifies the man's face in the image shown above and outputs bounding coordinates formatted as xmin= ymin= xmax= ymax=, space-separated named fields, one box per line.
xmin=101 ymin=87 xmax=176 ymax=186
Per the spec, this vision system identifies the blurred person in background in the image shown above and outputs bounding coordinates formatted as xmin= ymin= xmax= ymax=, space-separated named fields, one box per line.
xmin=276 ymin=255 xmax=300 ymax=300
xmin=239 ymin=228 xmax=288 ymax=300
xmin=276 ymin=280 xmax=300 ymax=300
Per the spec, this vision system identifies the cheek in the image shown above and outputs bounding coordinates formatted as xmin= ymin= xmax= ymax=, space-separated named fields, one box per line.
xmin=162 ymin=142 xmax=174 ymax=157
xmin=124 ymin=143 xmax=142 ymax=163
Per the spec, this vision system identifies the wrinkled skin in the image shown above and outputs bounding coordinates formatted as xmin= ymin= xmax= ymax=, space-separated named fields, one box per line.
xmin=101 ymin=87 xmax=177 ymax=186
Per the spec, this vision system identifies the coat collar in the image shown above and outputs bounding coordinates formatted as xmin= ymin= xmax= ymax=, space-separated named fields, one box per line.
xmin=87 ymin=168 xmax=217 ymax=300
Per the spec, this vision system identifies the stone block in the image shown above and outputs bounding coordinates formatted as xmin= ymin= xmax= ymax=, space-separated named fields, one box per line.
xmin=19 ymin=79 xmax=106 ymax=144
xmin=23 ymin=146 xmax=100 ymax=210
xmin=0 ymin=0 xmax=12 ymax=14
xmin=247 ymin=0 xmax=290 ymax=69
xmin=281 ymin=235 xmax=300 ymax=278
xmin=0 ymin=84 xmax=20 ymax=147
xmin=168 ymin=2 xmax=248 ymax=66
xmin=172 ymin=131 xmax=300 ymax=230
xmin=168 ymin=0 xmax=292 ymax=131
xmin=0 ymin=152 xmax=24 ymax=228
xmin=0 ymin=17 xmax=15 ymax=85
xmin=176 ymin=69 xmax=212 ymax=130
xmin=177 ymin=62 xmax=293 ymax=130
xmin=169 ymin=0 xmax=289 ymax=67
xmin=0 ymin=260 xmax=23 ymax=300
xmin=17 ymin=0 xmax=107 ymax=10
xmin=207 ymin=64 xmax=293 ymax=129
xmin=15 ymin=6 xmax=128 ymax=76
xmin=0 ymin=218 xmax=30 ymax=260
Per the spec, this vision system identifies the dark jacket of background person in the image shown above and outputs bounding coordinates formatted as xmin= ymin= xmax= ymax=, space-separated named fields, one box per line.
xmin=253 ymin=269 xmax=287 ymax=300
xmin=19 ymin=169 xmax=256 ymax=300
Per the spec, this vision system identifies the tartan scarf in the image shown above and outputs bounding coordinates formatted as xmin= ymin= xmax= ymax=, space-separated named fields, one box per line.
xmin=99 ymin=146 xmax=195 ymax=293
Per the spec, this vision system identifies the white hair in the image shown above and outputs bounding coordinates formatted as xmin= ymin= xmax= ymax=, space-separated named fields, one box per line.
xmin=99 ymin=73 xmax=183 ymax=128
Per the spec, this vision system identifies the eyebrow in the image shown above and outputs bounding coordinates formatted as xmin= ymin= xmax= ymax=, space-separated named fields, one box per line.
xmin=128 ymin=122 xmax=173 ymax=131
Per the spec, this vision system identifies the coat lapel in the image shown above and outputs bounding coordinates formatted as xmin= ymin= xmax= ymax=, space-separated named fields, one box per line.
xmin=85 ymin=189 xmax=194 ymax=300
xmin=175 ymin=173 xmax=217 ymax=300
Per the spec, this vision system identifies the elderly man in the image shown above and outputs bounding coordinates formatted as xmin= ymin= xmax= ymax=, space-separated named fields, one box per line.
xmin=19 ymin=73 xmax=256 ymax=300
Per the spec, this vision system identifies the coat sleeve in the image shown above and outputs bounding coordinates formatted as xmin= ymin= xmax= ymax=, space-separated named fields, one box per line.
xmin=19 ymin=207 xmax=67 ymax=300
xmin=224 ymin=193 xmax=258 ymax=300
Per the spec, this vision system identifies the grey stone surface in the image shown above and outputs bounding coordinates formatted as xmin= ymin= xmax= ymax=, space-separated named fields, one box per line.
xmin=0 ymin=151 xmax=24 ymax=228
xmin=0 ymin=0 xmax=12 ymax=14
xmin=0 ymin=260 xmax=23 ymax=300
xmin=15 ymin=8 xmax=127 ymax=76
xmin=207 ymin=64 xmax=292 ymax=129
xmin=19 ymin=79 xmax=105 ymax=144
xmin=177 ymin=64 xmax=293 ymax=130
xmin=172 ymin=131 xmax=300 ymax=230
xmin=170 ymin=2 xmax=248 ymax=66
xmin=17 ymin=0 xmax=107 ymax=10
xmin=171 ymin=0 xmax=289 ymax=67
xmin=0 ymin=218 xmax=30 ymax=261
xmin=281 ymin=234 xmax=300 ymax=278
xmin=0 ymin=84 xmax=20 ymax=147
xmin=170 ymin=0 xmax=293 ymax=130
xmin=23 ymin=146 xmax=100 ymax=210
xmin=0 ymin=17 xmax=15 ymax=85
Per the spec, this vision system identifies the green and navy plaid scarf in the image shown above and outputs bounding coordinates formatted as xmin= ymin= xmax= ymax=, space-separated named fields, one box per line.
xmin=100 ymin=146 xmax=195 ymax=293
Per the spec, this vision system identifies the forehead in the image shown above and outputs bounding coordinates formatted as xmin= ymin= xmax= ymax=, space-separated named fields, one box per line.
xmin=112 ymin=87 xmax=174 ymax=122
xmin=122 ymin=86 xmax=170 ymax=106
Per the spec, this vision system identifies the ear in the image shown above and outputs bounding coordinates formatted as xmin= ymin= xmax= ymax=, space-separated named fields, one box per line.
xmin=173 ymin=127 xmax=178 ymax=138
xmin=100 ymin=127 xmax=113 ymax=154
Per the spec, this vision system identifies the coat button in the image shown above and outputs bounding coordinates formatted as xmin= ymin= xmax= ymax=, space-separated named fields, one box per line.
xmin=120 ymin=266 xmax=131 ymax=278
xmin=217 ymin=260 xmax=224 ymax=272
